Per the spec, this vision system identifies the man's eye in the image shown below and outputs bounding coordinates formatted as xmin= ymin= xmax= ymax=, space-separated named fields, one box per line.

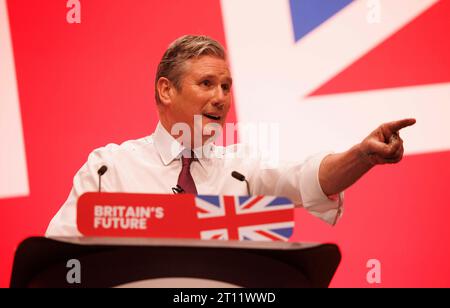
xmin=201 ymin=80 xmax=211 ymax=87
xmin=222 ymin=84 xmax=230 ymax=91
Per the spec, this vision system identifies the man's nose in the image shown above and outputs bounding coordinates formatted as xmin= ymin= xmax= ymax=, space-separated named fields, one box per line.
xmin=212 ymin=86 xmax=227 ymax=108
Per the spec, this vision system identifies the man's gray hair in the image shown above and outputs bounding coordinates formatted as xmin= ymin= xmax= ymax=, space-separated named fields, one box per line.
xmin=155 ymin=35 xmax=226 ymax=104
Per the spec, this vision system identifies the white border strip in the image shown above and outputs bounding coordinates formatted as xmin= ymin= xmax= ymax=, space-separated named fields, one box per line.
xmin=0 ymin=0 xmax=29 ymax=199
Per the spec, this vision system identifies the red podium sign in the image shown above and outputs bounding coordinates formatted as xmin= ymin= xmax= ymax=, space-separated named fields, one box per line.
xmin=77 ymin=193 xmax=295 ymax=241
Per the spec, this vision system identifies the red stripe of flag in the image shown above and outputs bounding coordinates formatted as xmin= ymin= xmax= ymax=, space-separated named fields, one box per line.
xmin=240 ymin=195 xmax=265 ymax=210
xmin=254 ymin=230 xmax=284 ymax=241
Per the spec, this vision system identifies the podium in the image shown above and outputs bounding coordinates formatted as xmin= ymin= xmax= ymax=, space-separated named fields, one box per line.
xmin=10 ymin=237 xmax=341 ymax=288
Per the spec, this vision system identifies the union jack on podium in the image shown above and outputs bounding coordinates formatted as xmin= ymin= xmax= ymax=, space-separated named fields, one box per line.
xmin=195 ymin=195 xmax=295 ymax=241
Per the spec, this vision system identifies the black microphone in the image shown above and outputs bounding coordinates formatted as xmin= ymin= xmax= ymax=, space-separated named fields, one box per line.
xmin=231 ymin=171 xmax=250 ymax=195
xmin=97 ymin=165 xmax=108 ymax=192
xmin=172 ymin=185 xmax=185 ymax=194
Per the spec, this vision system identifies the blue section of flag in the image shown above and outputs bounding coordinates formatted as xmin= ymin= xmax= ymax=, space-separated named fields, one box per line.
xmin=289 ymin=0 xmax=353 ymax=42
xmin=197 ymin=195 xmax=220 ymax=208
xmin=238 ymin=196 xmax=252 ymax=204
xmin=270 ymin=227 xmax=293 ymax=238
xmin=267 ymin=197 xmax=291 ymax=207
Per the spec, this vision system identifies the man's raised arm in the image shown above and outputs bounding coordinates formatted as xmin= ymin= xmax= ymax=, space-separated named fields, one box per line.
xmin=318 ymin=118 xmax=416 ymax=196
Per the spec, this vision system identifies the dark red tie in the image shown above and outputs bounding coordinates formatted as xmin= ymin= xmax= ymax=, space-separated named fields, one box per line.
xmin=177 ymin=152 xmax=198 ymax=194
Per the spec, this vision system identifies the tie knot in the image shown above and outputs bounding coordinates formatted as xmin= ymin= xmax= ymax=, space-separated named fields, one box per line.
xmin=181 ymin=150 xmax=195 ymax=167
xmin=181 ymin=156 xmax=194 ymax=167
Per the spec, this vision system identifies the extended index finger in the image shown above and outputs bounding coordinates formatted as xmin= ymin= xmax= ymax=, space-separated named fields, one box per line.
xmin=384 ymin=118 xmax=416 ymax=133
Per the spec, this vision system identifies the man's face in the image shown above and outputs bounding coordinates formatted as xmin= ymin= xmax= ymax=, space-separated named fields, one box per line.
xmin=166 ymin=55 xmax=232 ymax=144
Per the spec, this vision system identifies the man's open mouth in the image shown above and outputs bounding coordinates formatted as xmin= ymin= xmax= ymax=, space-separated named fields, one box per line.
xmin=203 ymin=113 xmax=221 ymax=121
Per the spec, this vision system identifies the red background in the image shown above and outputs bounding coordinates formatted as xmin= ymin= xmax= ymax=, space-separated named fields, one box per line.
xmin=1 ymin=0 xmax=449 ymax=287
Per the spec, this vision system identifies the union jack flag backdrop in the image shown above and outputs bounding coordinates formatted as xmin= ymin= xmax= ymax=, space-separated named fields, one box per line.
xmin=0 ymin=0 xmax=449 ymax=287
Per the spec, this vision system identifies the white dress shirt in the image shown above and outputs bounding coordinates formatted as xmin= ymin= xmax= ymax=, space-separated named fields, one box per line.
xmin=46 ymin=122 xmax=343 ymax=236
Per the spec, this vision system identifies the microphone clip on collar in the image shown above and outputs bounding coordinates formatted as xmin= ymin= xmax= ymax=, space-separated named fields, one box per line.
xmin=172 ymin=185 xmax=185 ymax=194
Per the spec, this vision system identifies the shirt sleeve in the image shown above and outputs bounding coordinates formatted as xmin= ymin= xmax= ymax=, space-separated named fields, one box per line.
xmin=45 ymin=148 xmax=114 ymax=237
xmin=298 ymin=152 xmax=344 ymax=225
xmin=249 ymin=151 xmax=344 ymax=225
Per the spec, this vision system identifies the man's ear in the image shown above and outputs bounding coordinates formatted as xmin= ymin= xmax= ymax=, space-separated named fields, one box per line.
xmin=156 ymin=77 xmax=174 ymax=106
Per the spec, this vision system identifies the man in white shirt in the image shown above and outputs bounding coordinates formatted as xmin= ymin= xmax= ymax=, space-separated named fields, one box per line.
xmin=46 ymin=35 xmax=415 ymax=237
